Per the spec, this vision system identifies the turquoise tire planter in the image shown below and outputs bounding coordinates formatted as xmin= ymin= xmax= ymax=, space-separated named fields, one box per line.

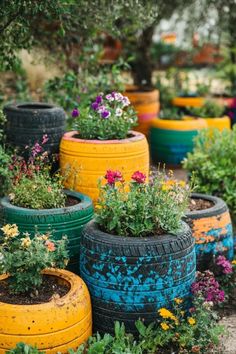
xmin=80 ymin=220 xmax=196 ymax=335
xmin=149 ymin=128 xmax=199 ymax=165
xmin=185 ymin=193 xmax=234 ymax=272
xmin=0 ymin=190 xmax=93 ymax=274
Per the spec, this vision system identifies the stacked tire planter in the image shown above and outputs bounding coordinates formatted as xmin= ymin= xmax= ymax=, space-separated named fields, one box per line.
xmin=80 ymin=220 xmax=196 ymax=335
xmin=200 ymin=115 xmax=230 ymax=131
xmin=0 ymin=269 xmax=92 ymax=353
xmin=3 ymin=102 xmax=66 ymax=156
xmin=124 ymin=88 xmax=160 ymax=136
xmin=60 ymin=131 xmax=149 ymax=201
xmin=172 ymin=96 xmax=205 ymax=112
xmin=149 ymin=117 xmax=207 ymax=165
xmin=186 ymin=193 xmax=234 ymax=271
xmin=0 ymin=190 xmax=93 ymax=274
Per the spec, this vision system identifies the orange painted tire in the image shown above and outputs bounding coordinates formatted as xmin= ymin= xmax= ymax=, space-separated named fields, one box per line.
xmin=124 ymin=89 xmax=160 ymax=136
xmin=60 ymin=131 xmax=149 ymax=201
xmin=0 ymin=269 xmax=92 ymax=353
xmin=172 ymin=96 xmax=205 ymax=108
xmin=186 ymin=193 xmax=234 ymax=271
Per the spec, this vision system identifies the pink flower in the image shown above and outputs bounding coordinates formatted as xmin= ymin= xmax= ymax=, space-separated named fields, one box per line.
xmin=42 ymin=134 xmax=49 ymax=145
xmin=45 ymin=240 xmax=56 ymax=252
xmin=131 ymin=171 xmax=146 ymax=184
xmin=216 ymin=255 xmax=233 ymax=274
xmin=105 ymin=170 xmax=123 ymax=186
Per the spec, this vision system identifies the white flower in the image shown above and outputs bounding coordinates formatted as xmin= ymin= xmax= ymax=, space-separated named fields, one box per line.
xmin=114 ymin=92 xmax=123 ymax=102
xmin=105 ymin=94 xmax=114 ymax=101
xmin=122 ymin=96 xmax=130 ymax=107
xmin=115 ymin=108 xmax=123 ymax=116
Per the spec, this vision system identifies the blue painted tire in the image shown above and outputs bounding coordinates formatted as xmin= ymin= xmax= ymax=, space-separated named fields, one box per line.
xmin=149 ymin=128 xmax=199 ymax=165
xmin=80 ymin=220 xmax=196 ymax=334
xmin=185 ymin=193 xmax=234 ymax=271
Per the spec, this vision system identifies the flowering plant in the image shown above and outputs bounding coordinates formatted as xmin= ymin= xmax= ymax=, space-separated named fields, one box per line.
xmin=8 ymin=136 xmax=66 ymax=209
xmin=135 ymin=296 xmax=225 ymax=354
xmin=0 ymin=224 xmax=68 ymax=294
xmin=191 ymin=270 xmax=225 ymax=305
xmin=96 ymin=170 xmax=190 ymax=237
xmin=211 ymin=256 xmax=236 ymax=302
xmin=71 ymin=92 xmax=137 ymax=140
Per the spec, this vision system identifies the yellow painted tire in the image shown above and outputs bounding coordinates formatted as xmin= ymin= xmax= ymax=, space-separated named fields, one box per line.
xmin=172 ymin=96 xmax=205 ymax=108
xmin=150 ymin=117 xmax=208 ymax=131
xmin=124 ymin=89 xmax=160 ymax=136
xmin=0 ymin=269 xmax=92 ymax=353
xmin=202 ymin=116 xmax=230 ymax=131
xmin=60 ymin=131 xmax=149 ymax=201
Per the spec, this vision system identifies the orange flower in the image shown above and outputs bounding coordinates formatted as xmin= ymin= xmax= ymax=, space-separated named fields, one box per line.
xmin=45 ymin=240 xmax=56 ymax=252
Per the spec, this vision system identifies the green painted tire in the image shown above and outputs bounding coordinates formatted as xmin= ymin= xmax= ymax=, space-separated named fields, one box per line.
xmin=0 ymin=190 xmax=93 ymax=274
xmin=150 ymin=127 xmax=199 ymax=165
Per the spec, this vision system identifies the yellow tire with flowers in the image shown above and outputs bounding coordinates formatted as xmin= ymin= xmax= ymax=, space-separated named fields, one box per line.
xmin=0 ymin=269 xmax=92 ymax=353
xmin=60 ymin=130 xmax=149 ymax=202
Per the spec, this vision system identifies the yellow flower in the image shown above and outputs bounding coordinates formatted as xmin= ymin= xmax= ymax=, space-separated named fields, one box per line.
xmin=160 ymin=322 xmax=170 ymax=331
xmin=21 ymin=237 xmax=31 ymax=248
xmin=231 ymin=260 xmax=236 ymax=265
xmin=188 ymin=317 xmax=196 ymax=325
xmin=180 ymin=311 xmax=185 ymax=316
xmin=174 ymin=298 xmax=183 ymax=304
xmin=158 ymin=308 xmax=177 ymax=321
xmin=1 ymin=224 xmax=19 ymax=238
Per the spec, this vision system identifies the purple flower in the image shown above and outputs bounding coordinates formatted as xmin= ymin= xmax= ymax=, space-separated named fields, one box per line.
xmin=122 ymin=96 xmax=130 ymax=107
xmin=91 ymin=102 xmax=99 ymax=111
xmin=216 ymin=255 xmax=233 ymax=274
xmin=31 ymin=142 xmax=43 ymax=157
xmin=95 ymin=95 xmax=103 ymax=104
xmin=101 ymin=110 xmax=111 ymax=119
xmin=71 ymin=108 xmax=80 ymax=118
xmin=42 ymin=134 xmax=49 ymax=145
xmin=106 ymin=94 xmax=114 ymax=101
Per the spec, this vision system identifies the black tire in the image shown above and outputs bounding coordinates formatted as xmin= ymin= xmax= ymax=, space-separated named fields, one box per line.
xmin=185 ymin=193 xmax=234 ymax=271
xmin=3 ymin=102 xmax=66 ymax=156
xmin=80 ymin=220 xmax=196 ymax=335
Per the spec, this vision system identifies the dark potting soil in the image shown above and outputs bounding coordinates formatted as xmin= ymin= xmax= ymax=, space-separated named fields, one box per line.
xmin=0 ymin=275 xmax=70 ymax=305
xmin=188 ymin=197 xmax=214 ymax=212
xmin=65 ymin=195 xmax=81 ymax=207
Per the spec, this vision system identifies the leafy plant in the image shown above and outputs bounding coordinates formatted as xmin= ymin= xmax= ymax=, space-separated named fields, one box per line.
xmin=183 ymin=128 xmax=236 ymax=218
xmin=8 ymin=137 xmax=66 ymax=209
xmin=96 ymin=170 xmax=190 ymax=237
xmin=0 ymin=224 xmax=68 ymax=294
xmin=190 ymin=100 xmax=225 ymax=118
xmin=72 ymin=92 xmax=137 ymax=140
xmin=0 ymin=146 xmax=12 ymax=197
xmin=159 ymin=107 xmax=184 ymax=120
xmin=7 ymin=343 xmax=44 ymax=354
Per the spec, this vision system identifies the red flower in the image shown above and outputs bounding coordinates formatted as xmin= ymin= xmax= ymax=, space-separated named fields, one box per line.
xmin=131 ymin=171 xmax=146 ymax=184
xmin=105 ymin=170 xmax=123 ymax=185
xmin=45 ymin=240 xmax=56 ymax=252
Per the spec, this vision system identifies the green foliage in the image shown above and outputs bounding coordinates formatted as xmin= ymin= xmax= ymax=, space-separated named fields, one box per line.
xmin=0 ymin=146 xmax=12 ymax=197
xmin=136 ymin=296 xmax=225 ymax=354
xmin=0 ymin=224 xmax=68 ymax=294
xmin=183 ymin=128 xmax=236 ymax=217
xmin=190 ymin=100 xmax=225 ymax=118
xmin=96 ymin=170 xmax=190 ymax=237
xmin=159 ymin=107 xmax=184 ymax=120
xmin=73 ymin=92 xmax=137 ymax=140
xmin=7 ymin=343 xmax=44 ymax=354
xmin=217 ymin=47 xmax=236 ymax=96
xmin=10 ymin=172 xmax=66 ymax=209
xmin=72 ymin=322 xmax=142 ymax=354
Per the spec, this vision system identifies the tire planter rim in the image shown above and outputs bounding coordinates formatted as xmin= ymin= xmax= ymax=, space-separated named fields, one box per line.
xmin=0 ymin=189 xmax=92 ymax=215
xmin=0 ymin=268 xmax=86 ymax=308
xmin=186 ymin=193 xmax=228 ymax=219
xmin=4 ymin=102 xmax=60 ymax=113
xmin=84 ymin=220 xmax=191 ymax=245
xmin=150 ymin=117 xmax=207 ymax=131
xmin=62 ymin=130 xmax=145 ymax=144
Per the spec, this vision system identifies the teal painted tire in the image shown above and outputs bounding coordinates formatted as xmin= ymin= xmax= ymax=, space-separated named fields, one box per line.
xmin=0 ymin=190 xmax=93 ymax=274
xmin=150 ymin=128 xmax=199 ymax=165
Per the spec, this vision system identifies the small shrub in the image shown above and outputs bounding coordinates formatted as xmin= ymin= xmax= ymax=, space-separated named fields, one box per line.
xmin=0 ymin=145 xmax=12 ymax=197
xmin=0 ymin=224 xmax=68 ymax=294
xmin=159 ymin=106 xmax=184 ymax=120
xmin=96 ymin=170 xmax=190 ymax=237
xmin=183 ymin=128 xmax=236 ymax=218
xmin=7 ymin=343 xmax=44 ymax=354
xmin=190 ymin=100 xmax=225 ymax=118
